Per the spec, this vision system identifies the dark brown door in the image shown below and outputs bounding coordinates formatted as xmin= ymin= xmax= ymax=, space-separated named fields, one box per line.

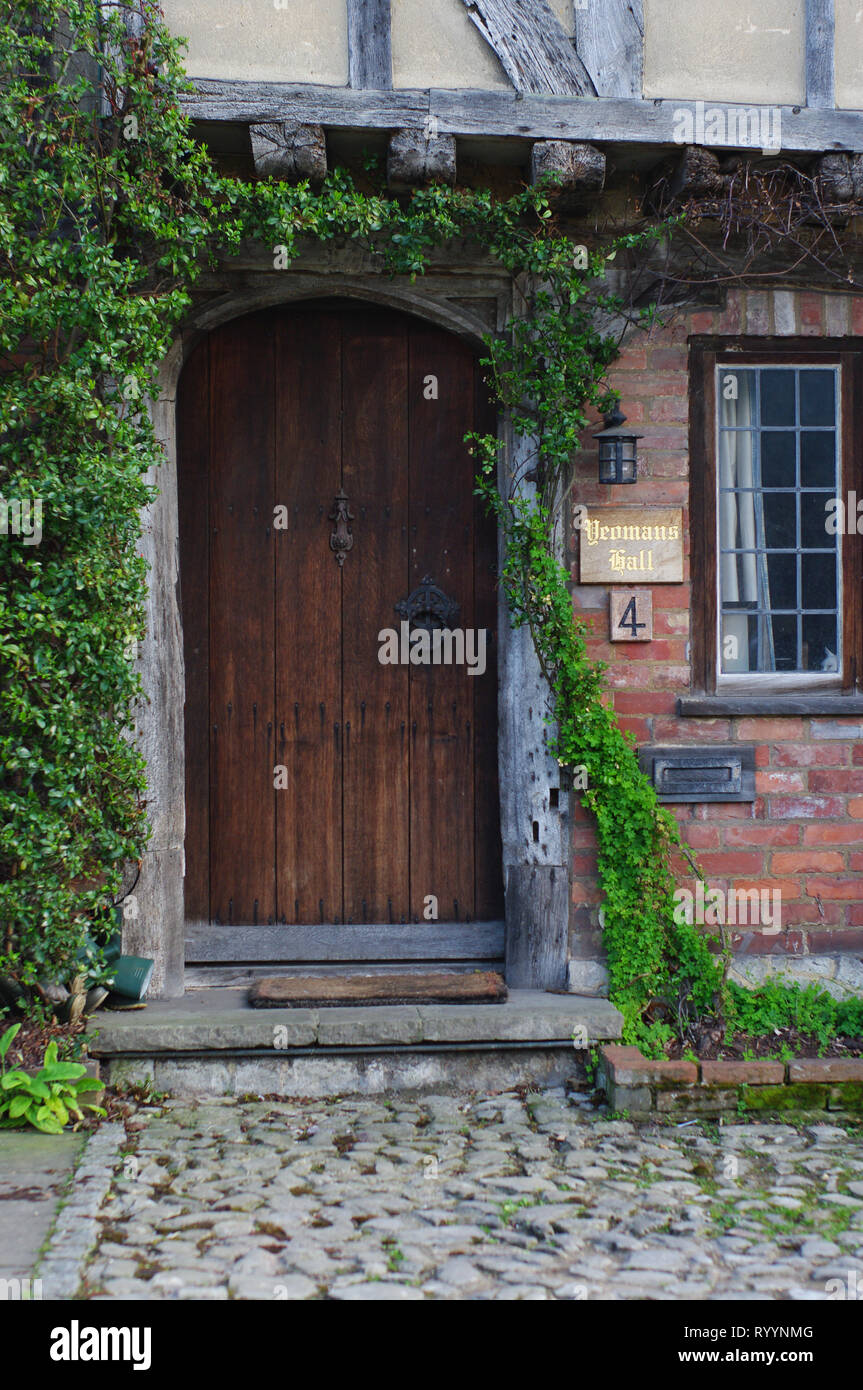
xmin=178 ymin=301 xmax=503 ymax=963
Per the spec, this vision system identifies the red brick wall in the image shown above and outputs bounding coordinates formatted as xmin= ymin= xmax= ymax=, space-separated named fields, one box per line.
xmin=569 ymin=289 xmax=863 ymax=961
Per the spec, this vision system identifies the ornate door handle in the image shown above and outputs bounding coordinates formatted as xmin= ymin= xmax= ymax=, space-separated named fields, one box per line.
xmin=395 ymin=575 xmax=460 ymax=630
xmin=329 ymin=488 xmax=354 ymax=567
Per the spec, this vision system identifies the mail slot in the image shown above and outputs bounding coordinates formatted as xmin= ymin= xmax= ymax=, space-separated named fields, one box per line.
xmin=638 ymin=746 xmax=756 ymax=802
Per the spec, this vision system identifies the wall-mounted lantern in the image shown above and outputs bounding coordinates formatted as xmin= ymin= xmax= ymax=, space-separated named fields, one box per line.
xmin=594 ymin=407 xmax=641 ymax=485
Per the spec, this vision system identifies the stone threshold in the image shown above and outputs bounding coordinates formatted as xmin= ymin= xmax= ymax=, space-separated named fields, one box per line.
xmin=598 ymin=1045 xmax=863 ymax=1117
xmin=91 ymin=988 xmax=622 ymax=1058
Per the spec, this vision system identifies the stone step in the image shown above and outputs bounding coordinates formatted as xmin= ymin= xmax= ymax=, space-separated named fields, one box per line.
xmin=90 ymin=988 xmax=623 ymax=1098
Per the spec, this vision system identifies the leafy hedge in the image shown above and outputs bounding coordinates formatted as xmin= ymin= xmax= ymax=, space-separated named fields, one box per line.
xmin=0 ymin=1 xmax=211 ymax=987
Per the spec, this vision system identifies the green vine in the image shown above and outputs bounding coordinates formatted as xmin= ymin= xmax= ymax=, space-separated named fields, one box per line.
xmin=5 ymin=2 xmax=858 ymax=1057
xmin=470 ymin=475 xmax=724 ymax=1053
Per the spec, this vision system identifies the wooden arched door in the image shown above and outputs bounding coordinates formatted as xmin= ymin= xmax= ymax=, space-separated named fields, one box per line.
xmin=178 ymin=301 xmax=503 ymax=965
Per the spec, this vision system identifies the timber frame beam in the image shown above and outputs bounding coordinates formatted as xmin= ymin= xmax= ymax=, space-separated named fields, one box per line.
xmin=806 ymin=0 xmax=835 ymax=111
xmin=347 ymin=0 xmax=392 ymax=91
xmin=180 ymin=82 xmax=863 ymax=154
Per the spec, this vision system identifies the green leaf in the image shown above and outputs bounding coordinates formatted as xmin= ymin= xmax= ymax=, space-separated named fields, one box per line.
xmin=30 ymin=1107 xmax=64 ymax=1135
xmin=72 ymin=1077 xmax=103 ymax=1094
xmin=8 ymin=1093 xmax=33 ymax=1119
xmin=45 ymin=1096 xmax=69 ymax=1126
xmin=0 ymin=1024 xmax=21 ymax=1063
xmin=39 ymin=1062 xmax=85 ymax=1083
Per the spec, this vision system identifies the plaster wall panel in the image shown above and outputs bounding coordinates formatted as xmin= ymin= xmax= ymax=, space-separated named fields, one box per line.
xmin=643 ymin=0 xmax=805 ymax=105
xmin=835 ymin=0 xmax=863 ymax=108
xmin=392 ymin=0 xmax=510 ymax=89
xmin=161 ymin=0 xmax=348 ymax=85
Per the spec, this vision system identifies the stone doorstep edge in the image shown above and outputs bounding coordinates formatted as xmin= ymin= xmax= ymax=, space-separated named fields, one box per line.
xmin=597 ymin=1045 xmax=863 ymax=1115
xmin=88 ymin=998 xmax=624 ymax=1057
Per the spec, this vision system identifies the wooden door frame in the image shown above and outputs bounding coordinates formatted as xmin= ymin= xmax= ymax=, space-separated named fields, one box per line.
xmin=128 ymin=262 xmax=571 ymax=996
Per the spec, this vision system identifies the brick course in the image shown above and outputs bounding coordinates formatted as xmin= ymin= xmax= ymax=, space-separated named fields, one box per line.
xmin=599 ymin=1045 xmax=863 ymax=1116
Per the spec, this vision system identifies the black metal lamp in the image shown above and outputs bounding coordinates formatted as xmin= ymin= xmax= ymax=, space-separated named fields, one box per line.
xmin=594 ymin=407 xmax=641 ymax=485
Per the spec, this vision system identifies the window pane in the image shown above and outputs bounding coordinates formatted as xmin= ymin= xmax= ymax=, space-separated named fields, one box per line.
xmin=799 ymin=369 xmax=835 ymax=426
xmin=720 ymin=368 xmax=756 ymax=421
xmin=720 ymin=493 xmax=747 ymax=550
xmin=802 ymin=552 xmax=837 ymax=610
xmin=760 ymin=369 xmax=795 ymax=425
xmin=770 ymin=614 xmax=797 ymax=671
xmin=766 ymin=552 xmax=797 ymax=609
xmin=801 ymin=494 xmax=835 ymax=549
xmin=800 ymin=431 xmax=836 ymax=489
xmin=761 ymin=431 xmax=796 ymax=487
xmin=803 ymin=615 xmax=838 ymax=672
xmin=763 ymin=492 xmax=796 ymax=548
xmin=720 ymin=612 xmax=753 ymax=674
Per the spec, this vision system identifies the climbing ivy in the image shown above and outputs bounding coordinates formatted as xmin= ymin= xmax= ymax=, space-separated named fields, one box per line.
xmin=11 ymin=1 xmax=848 ymax=1057
xmin=0 ymin=1 xmax=212 ymax=997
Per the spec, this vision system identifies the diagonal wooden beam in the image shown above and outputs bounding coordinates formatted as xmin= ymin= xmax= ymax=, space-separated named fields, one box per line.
xmin=459 ymin=0 xmax=596 ymax=97
xmin=347 ymin=0 xmax=392 ymax=91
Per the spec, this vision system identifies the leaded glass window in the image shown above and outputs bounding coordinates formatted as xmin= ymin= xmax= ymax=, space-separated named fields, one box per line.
xmin=716 ymin=365 xmax=841 ymax=678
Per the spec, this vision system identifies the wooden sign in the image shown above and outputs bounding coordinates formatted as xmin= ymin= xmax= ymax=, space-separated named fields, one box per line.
xmin=610 ymin=588 xmax=653 ymax=642
xmin=579 ymin=507 xmax=683 ymax=583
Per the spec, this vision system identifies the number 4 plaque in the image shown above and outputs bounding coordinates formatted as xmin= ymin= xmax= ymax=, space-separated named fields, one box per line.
xmin=610 ymin=588 xmax=653 ymax=642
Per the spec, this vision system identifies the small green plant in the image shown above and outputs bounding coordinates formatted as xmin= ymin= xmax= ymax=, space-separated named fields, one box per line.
xmin=584 ymin=1046 xmax=601 ymax=1086
xmin=111 ymin=1077 xmax=168 ymax=1105
xmin=0 ymin=1024 xmax=105 ymax=1134
xmin=725 ymin=981 xmax=863 ymax=1051
xmin=498 ymin=1195 xmax=541 ymax=1222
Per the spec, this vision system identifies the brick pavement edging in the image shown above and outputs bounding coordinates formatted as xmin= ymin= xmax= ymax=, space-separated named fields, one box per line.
xmin=596 ymin=1045 xmax=863 ymax=1117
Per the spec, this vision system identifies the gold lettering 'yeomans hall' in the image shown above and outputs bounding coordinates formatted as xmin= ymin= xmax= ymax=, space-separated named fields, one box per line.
xmin=579 ymin=507 xmax=684 ymax=583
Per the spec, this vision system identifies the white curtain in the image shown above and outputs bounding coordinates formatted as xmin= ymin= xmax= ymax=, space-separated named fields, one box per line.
xmin=718 ymin=380 xmax=773 ymax=672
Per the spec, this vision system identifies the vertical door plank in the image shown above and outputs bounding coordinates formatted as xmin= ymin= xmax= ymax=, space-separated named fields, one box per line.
xmin=177 ymin=336 xmax=210 ymax=921
xmin=473 ymin=366 xmax=505 ymax=919
xmin=209 ymin=311 xmax=276 ymax=927
xmin=341 ymin=309 xmax=411 ymax=923
xmin=407 ymin=324 xmax=477 ymax=922
xmin=275 ymin=307 xmax=343 ymax=923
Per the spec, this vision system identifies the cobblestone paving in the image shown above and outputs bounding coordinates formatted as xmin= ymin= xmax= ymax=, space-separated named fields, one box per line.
xmin=80 ymin=1089 xmax=863 ymax=1300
